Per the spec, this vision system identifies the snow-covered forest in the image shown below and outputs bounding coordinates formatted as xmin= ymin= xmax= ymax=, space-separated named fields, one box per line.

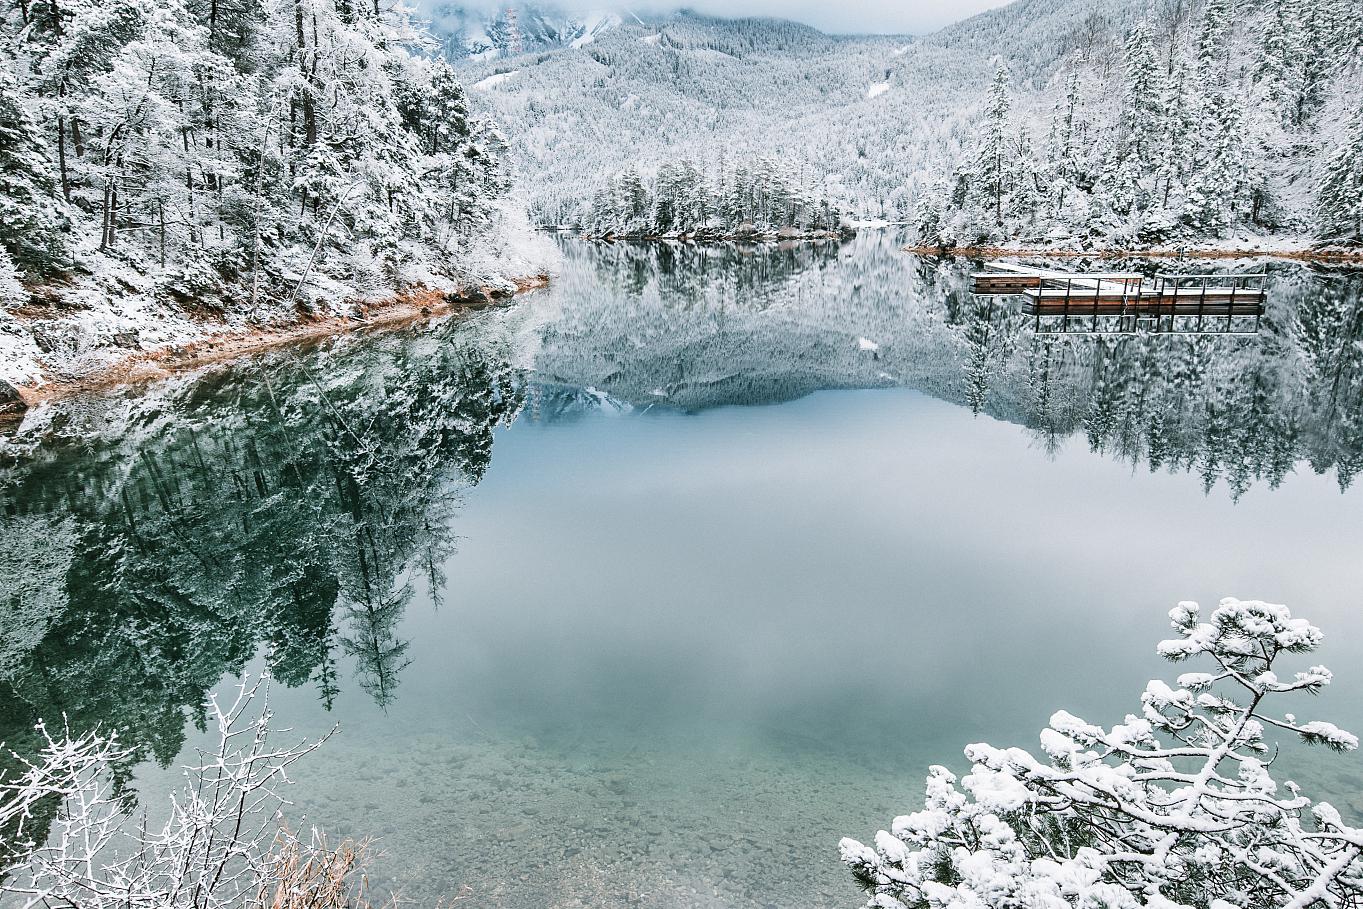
xmin=920 ymin=0 xmax=1363 ymax=246
xmin=581 ymin=158 xmax=847 ymax=238
xmin=448 ymin=0 xmax=1363 ymax=246
xmin=0 ymin=0 xmax=543 ymax=387
xmin=453 ymin=10 xmax=923 ymax=227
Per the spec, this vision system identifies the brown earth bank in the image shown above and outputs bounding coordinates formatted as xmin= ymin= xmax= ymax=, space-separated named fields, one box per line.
xmin=0 ymin=274 xmax=551 ymax=423
xmin=905 ymin=244 xmax=1363 ymax=263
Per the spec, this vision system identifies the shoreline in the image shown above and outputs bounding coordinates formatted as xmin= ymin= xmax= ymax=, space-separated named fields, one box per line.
xmin=2 ymin=275 xmax=551 ymax=421
xmin=903 ymin=244 xmax=1363 ymax=263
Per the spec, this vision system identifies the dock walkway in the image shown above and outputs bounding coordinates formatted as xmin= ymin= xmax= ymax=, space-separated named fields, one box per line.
xmin=971 ymin=264 xmax=1266 ymax=333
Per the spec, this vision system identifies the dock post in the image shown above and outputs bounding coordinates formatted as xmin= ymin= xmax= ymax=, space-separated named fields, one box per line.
xmin=1155 ymin=277 xmax=1165 ymax=333
xmin=1227 ymin=280 xmax=1237 ymax=333
xmin=1196 ymin=276 xmax=1205 ymax=332
xmin=1062 ymin=278 xmax=1071 ymax=333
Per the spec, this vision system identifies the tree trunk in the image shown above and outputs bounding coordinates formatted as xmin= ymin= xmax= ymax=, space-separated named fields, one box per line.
xmin=295 ymin=0 xmax=316 ymax=147
xmin=99 ymin=183 xmax=112 ymax=251
xmin=108 ymin=182 xmax=117 ymax=247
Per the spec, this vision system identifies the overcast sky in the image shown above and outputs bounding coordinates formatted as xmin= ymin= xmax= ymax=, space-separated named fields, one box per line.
xmin=625 ymin=0 xmax=1013 ymax=35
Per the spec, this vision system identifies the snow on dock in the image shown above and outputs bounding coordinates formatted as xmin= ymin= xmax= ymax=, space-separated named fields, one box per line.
xmin=971 ymin=264 xmax=1266 ymax=334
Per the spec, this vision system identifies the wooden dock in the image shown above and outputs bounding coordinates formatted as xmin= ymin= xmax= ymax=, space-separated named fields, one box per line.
xmin=970 ymin=265 xmax=1266 ymax=333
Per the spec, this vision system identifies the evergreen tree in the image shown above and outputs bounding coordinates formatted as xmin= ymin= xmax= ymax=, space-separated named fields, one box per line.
xmin=1119 ymin=21 xmax=1161 ymax=173
xmin=0 ymin=67 xmax=64 ymax=272
xmin=1315 ymin=101 xmax=1363 ymax=241
xmin=975 ymin=63 xmax=1012 ymax=227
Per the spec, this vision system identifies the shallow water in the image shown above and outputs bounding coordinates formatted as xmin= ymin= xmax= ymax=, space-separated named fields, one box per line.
xmin=4 ymin=233 xmax=1363 ymax=907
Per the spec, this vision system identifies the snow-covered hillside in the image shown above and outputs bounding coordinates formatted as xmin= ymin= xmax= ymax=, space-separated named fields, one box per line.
xmin=444 ymin=0 xmax=1363 ymax=244
xmin=452 ymin=11 xmax=941 ymax=223
xmin=0 ymin=0 xmax=557 ymax=391
xmin=443 ymin=3 xmax=1168 ymax=225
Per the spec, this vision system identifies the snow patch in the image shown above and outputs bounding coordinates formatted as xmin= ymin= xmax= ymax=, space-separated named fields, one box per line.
xmin=867 ymin=82 xmax=890 ymax=99
xmin=472 ymin=70 xmax=518 ymax=91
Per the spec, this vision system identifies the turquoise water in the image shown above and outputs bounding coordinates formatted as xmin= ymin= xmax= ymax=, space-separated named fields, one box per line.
xmin=4 ymin=235 xmax=1363 ymax=907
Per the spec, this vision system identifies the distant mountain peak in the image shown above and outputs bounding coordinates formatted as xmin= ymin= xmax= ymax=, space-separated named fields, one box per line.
xmin=425 ymin=3 xmax=623 ymax=60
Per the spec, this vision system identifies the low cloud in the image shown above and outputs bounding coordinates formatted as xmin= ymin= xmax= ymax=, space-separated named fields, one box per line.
xmin=417 ymin=0 xmax=1013 ymax=36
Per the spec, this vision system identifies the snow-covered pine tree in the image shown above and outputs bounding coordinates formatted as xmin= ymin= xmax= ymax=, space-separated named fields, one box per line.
xmin=975 ymin=63 xmax=1012 ymax=228
xmin=1046 ymin=69 xmax=1085 ymax=218
xmin=1182 ymin=0 xmax=1249 ymax=235
xmin=1254 ymin=0 xmax=1298 ymax=112
xmin=0 ymin=65 xmax=64 ymax=272
xmin=1316 ymin=101 xmax=1363 ymax=241
xmin=1287 ymin=0 xmax=1333 ymax=128
xmin=0 ymin=247 xmax=25 ymax=308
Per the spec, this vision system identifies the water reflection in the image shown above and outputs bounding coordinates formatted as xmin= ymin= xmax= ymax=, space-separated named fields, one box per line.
xmin=3 ymin=237 xmax=1361 ymax=771
xmin=534 ymin=235 xmax=1363 ymax=496
xmin=0 ymin=321 xmax=525 ymax=796
xmin=1 ymin=234 xmax=1362 ymax=905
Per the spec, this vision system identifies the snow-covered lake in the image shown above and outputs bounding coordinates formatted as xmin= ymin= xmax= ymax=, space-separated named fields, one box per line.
xmin=4 ymin=234 xmax=1363 ymax=908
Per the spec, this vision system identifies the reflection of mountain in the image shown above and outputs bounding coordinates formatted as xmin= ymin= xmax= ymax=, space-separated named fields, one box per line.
xmin=0 ymin=319 xmax=526 ymax=795
xmin=528 ymin=236 xmax=930 ymax=410
xmin=529 ymin=235 xmax=1363 ymax=495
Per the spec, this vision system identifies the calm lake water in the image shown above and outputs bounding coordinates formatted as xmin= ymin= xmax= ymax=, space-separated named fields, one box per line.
xmin=3 ymin=232 xmax=1363 ymax=907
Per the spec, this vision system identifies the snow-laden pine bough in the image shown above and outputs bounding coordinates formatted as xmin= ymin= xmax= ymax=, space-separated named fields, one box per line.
xmin=0 ymin=675 xmax=407 ymax=909
xmin=841 ymin=599 xmax=1363 ymax=909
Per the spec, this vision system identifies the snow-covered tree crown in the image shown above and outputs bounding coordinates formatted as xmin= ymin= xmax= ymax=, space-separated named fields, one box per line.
xmin=842 ymin=598 xmax=1362 ymax=909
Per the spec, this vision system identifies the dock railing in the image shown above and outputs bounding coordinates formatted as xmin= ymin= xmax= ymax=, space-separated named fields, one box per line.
xmin=970 ymin=266 xmax=1268 ymax=334
xmin=1150 ymin=273 xmax=1268 ymax=333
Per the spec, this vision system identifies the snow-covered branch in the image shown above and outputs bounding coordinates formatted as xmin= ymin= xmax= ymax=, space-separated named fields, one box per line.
xmin=842 ymin=598 xmax=1363 ymax=909
xmin=0 ymin=674 xmax=391 ymax=909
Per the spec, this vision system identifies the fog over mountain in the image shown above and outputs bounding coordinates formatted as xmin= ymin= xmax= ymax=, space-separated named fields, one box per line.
xmin=413 ymin=0 xmax=1013 ymax=35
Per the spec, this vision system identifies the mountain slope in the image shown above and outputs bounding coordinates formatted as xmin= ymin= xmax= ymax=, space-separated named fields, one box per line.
xmin=452 ymin=10 xmax=942 ymax=221
xmin=443 ymin=0 xmax=1361 ymax=244
xmin=442 ymin=2 xmax=1153 ymax=223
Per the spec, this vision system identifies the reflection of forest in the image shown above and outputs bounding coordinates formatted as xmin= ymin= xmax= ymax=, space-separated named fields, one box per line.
xmin=539 ymin=236 xmax=1363 ymax=495
xmin=944 ymin=265 xmax=1363 ymax=498
xmin=0 ymin=321 xmax=526 ymax=838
